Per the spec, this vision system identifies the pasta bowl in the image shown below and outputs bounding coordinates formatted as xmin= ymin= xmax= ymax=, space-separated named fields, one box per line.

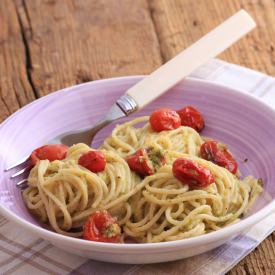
xmin=1 ymin=76 xmax=275 ymax=264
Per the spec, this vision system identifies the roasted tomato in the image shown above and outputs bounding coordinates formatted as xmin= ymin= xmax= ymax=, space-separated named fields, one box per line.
xmin=126 ymin=149 xmax=154 ymax=176
xmin=200 ymin=140 xmax=238 ymax=174
xmin=30 ymin=144 xmax=69 ymax=165
xmin=177 ymin=106 xmax=204 ymax=132
xmin=149 ymin=108 xmax=181 ymax=132
xmin=172 ymin=158 xmax=215 ymax=189
xmin=78 ymin=151 xmax=106 ymax=173
xmin=83 ymin=210 xmax=121 ymax=243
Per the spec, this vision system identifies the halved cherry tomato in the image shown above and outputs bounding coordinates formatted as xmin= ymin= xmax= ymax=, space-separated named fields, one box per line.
xmin=30 ymin=144 xmax=69 ymax=165
xmin=200 ymin=140 xmax=238 ymax=174
xmin=83 ymin=210 xmax=121 ymax=243
xmin=126 ymin=149 xmax=153 ymax=176
xmin=172 ymin=158 xmax=215 ymax=189
xmin=149 ymin=108 xmax=181 ymax=132
xmin=78 ymin=151 xmax=106 ymax=173
xmin=177 ymin=106 xmax=205 ymax=132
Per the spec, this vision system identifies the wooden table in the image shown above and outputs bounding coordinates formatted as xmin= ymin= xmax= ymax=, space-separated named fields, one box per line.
xmin=1 ymin=0 xmax=274 ymax=273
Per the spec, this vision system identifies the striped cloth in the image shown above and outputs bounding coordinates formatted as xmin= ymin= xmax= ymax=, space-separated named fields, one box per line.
xmin=1 ymin=59 xmax=275 ymax=275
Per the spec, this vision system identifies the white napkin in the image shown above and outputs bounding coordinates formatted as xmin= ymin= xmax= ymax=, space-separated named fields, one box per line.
xmin=0 ymin=59 xmax=274 ymax=275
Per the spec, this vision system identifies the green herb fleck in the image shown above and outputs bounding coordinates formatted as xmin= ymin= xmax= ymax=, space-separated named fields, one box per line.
xmin=147 ymin=147 xmax=165 ymax=167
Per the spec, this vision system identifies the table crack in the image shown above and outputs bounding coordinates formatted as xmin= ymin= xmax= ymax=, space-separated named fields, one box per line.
xmin=14 ymin=0 xmax=39 ymax=99
xmin=147 ymin=0 xmax=165 ymax=64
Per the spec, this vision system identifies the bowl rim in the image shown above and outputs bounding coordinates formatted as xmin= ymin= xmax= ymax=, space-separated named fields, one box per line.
xmin=1 ymin=75 xmax=275 ymax=252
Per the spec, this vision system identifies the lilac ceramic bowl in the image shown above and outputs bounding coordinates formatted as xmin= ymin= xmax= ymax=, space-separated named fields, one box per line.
xmin=1 ymin=76 xmax=275 ymax=264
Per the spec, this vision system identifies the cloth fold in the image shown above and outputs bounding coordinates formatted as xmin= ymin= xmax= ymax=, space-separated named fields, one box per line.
xmin=1 ymin=59 xmax=275 ymax=275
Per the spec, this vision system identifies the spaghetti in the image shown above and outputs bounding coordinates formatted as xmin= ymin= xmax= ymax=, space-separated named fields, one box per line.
xmin=23 ymin=115 xmax=263 ymax=242
xmin=102 ymin=116 xmax=203 ymax=158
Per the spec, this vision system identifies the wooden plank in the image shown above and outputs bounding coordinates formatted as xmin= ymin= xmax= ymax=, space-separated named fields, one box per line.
xmin=15 ymin=0 xmax=163 ymax=97
xmin=230 ymin=236 xmax=275 ymax=275
xmin=149 ymin=0 xmax=275 ymax=76
xmin=0 ymin=0 xmax=35 ymax=123
xmin=147 ymin=0 xmax=275 ymax=274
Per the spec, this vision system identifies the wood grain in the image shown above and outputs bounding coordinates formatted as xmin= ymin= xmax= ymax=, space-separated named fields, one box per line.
xmin=149 ymin=0 xmax=275 ymax=76
xmin=15 ymin=0 xmax=162 ymax=96
xmin=1 ymin=0 xmax=275 ymax=273
xmin=0 ymin=0 xmax=35 ymax=122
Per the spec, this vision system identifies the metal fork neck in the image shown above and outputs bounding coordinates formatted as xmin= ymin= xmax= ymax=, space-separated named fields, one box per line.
xmin=116 ymin=94 xmax=138 ymax=115
xmin=55 ymin=95 xmax=138 ymax=147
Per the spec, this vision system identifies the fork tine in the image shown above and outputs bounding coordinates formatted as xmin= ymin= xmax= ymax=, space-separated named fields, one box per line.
xmin=5 ymin=157 xmax=30 ymax=171
xmin=16 ymin=178 xmax=28 ymax=190
xmin=10 ymin=165 xmax=32 ymax=179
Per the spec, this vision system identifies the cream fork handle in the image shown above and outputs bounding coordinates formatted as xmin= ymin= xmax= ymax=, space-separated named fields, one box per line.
xmin=125 ymin=10 xmax=255 ymax=109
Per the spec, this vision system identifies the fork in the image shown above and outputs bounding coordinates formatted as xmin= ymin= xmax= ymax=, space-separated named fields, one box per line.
xmin=5 ymin=10 xmax=255 ymax=189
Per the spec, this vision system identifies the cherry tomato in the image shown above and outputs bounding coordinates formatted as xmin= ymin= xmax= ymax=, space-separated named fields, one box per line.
xmin=172 ymin=158 xmax=215 ymax=189
xmin=177 ymin=106 xmax=205 ymax=132
xmin=30 ymin=144 xmax=69 ymax=165
xmin=83 ymin=210 xmax=121 ymax=243
xmin=78 ymin=151 xmax=106 ymax=173
xmin=149 ymin=108 xmax=181 ymax=132
xmin=200 ymin=140 xmax=238 ymax=174
xmin=126 ymin=149 xmax=154 ymax=176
